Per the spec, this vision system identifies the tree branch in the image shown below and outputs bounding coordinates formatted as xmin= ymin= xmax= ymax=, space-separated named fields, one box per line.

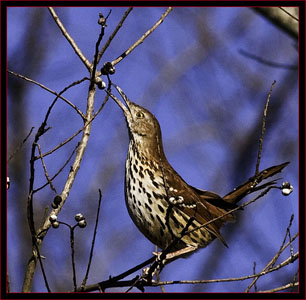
xmin=97 ymin=7 xmax=133 ymax=64
xmin=111 ymin=7 xmax=173 ymax=66
xmin=48 ymin=7 xmax=92 ymax=71
xmin=22 ymin=65 xmax=97 ymax=294
xmin=253 ymin=7 xmax=298 ymax=40
xmin=255 ymin=80 xmax=276 ymax=176
xmin=8 ymin=70 xmax=86 ymax=119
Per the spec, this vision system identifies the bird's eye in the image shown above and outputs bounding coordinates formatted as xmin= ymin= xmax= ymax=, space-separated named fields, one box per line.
xmin=136 ymin=111 xmax=145 ymax=119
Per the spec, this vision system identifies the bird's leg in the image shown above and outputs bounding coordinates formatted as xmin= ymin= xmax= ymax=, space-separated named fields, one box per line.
xmin=160 ymin=245 xmax=198 ymax=261
xmin=153 ymin=244 xmax=198 ymax=264
xmin=142 ymin=246 xmax=198 ymax=283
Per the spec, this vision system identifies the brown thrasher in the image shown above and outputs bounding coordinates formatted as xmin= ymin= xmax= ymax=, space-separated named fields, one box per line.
xmin=109 ymin=84 xmax=289 ymax=260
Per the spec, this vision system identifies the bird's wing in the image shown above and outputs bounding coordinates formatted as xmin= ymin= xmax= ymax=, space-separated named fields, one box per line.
xmin=160 ymin=164 xmax=230 ymax=246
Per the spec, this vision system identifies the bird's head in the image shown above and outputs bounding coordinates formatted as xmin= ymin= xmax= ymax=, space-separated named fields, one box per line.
xmin=109 ymin=84 xmax=162 ymax=145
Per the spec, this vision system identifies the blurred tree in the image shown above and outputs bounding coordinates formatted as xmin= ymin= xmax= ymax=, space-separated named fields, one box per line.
xmin=6 ymin=6 xmax=299 ymax=293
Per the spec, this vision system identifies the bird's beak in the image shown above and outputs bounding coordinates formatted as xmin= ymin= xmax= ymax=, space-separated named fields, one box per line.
xmin=108 ymin=83 xmax=132 ymax=117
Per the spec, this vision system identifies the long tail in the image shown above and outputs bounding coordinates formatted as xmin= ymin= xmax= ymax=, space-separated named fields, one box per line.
xmin=223 ymin=162 xmax=290 ymax=204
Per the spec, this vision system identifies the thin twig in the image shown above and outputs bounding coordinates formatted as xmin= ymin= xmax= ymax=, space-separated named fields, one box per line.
xmin=111 ymin=7 xmax=173 ymax=66
xmin=82 ymin=277 xmax=143 ymax=292
xmin=187 ymin=185 xmax=277 ymax=236
xmin=39 ymin=91 xmax=110 ymax=159
xmin=34 ymin=240 xmax=51 ymax=292
xmin=279 ymin=7 xmax=299 ymax=22
xmin=48 ymin=7 xmax=92 ymax=71
xmin=24 ymin=127 xmax=53 ymax=293
xmin=8 ymin=70 xmax=86 ymax=119
xmin=292 ymin=269 xmax=299 ymax=292
xmin=70 ymin=226 xmax=77 ymax=291
xmin=279 ymin=214 xmax=295 ymax=263
xmin=255 ymin=80 xmax=276 ymax=176
xmin=36 ymin=143 xmax=57 ymax=194
xmin=245 ymin=214 xmax=296 ymax=292
xmin=155 ymin=268 xmax=166 ymax=293
xmin=252 ymin=262 xmax=257 ymax=292
xmin=23 ymin=117 xmax=54 ymax=294
xmin=239 ymin=50 xmax=297 ymax=70
xmin=23 ymin=90 xmax=59 ymax=291
xmin=258 ymin=281 xmax=299 ymax=293
xmin=54 ymin=221 xmax=80 ymax=292
xmin=8 ymin=126 xmax=34 ymax=162
xmin=80 ymin=189 xmax=103 ymax=289
xmin=153 ymin=252 xmax=298 ymax=287
xmin=253 ymin=8 xmax=298 ymax=39
xmin=77 ymin=256 xmax=156 ymax=292
xmin=38 ymin=126 xmax=86 ymax=159
xmin=74 ymin=248 xmax=298 ymax=292
xmin=155 ymin=245 xmax=166 ymax=293
xmin=97 ymin=8 xmax=133 ymax=64
xmin=23 ymin=9 xmax=108 ymax=292
xmin=22 ymin=45 xmax=97 ymax=295
xmin=34 ymin=143 xmax=80 ymax=193
xmin=24 ymin=77 xmax=96 ymax=292
xmin=90 ymin=13 xmax=107 ymax=89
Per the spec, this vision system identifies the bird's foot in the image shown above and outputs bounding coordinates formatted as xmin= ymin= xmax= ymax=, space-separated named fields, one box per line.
xmin=154 ymin=245 xmax=198 ymax=262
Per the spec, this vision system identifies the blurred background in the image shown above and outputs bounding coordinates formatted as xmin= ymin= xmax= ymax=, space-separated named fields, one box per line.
xmin=7 ymin=7 xmax=298 ymax=293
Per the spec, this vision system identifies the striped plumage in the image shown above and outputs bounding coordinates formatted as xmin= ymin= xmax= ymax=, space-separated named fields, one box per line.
xmin=109 ymin=84 xmax=289 ymax=258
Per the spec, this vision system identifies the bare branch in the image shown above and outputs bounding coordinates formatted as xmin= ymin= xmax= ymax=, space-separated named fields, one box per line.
xmin=38 ymin=91 xmax=110 ymax=159
xmin=8 ymin=126 xmax=34 ymax=162
xmin=76 ymin=256 xmax=156 ymax=292
xmin=33 ymin=143 xmax=79 ymax=193
xmin=253 ymin=7 xmax=298 ymax=39
xmin=23 ymin=118 xmax=54 ymax=292
xmin=97 ymin=7 xmax=133 ymax=64
xmin=245 ymin=214 xmax=297 ymax=292
xmin=70 ymin=226 xmax=77 ymax=291
xmin=75 ymin=248 xmax=298 ymax=292
xmin=239 ymin=49 xmax=297 ymax=70
xmin=22 ymin=59 xmax=97 ymax=294
xmin=36 ymin=143 xmax=57 ymax=194
xmin=187 ymin=185 xmax=277 ymax=236
xmin=153 ymin=252 xmax=298 ymax=287
xmin=80 ymin=189 xmax=103 ymax=289
xmin=48 ymin=7 xmax=92 ymax=71
xmin=279 ymin=7 xmax=299 ymax=21
xmin=111 ymin=7 xmax=173 ymax=66
xmin=90 ymin=13 xmax=108 ymax=88
xmin=255 ymin=80 xmax=276 ymax=176
xmin=8 ymin=70 xmax=86 ymax=119
xmin=258 ymin=282 xmax=299 ymax=293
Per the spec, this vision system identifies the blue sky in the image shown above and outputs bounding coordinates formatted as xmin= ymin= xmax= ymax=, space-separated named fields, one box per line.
xmin=7 ymin=6 xmax=298 ymax=293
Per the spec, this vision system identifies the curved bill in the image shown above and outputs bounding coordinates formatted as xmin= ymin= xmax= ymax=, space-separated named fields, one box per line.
xmin=107 ymin=83 xmax=132 ymax=116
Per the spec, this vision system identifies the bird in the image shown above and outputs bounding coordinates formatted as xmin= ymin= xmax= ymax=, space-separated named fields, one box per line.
xmin=108 ymin=83 xmax=289 ymax=261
